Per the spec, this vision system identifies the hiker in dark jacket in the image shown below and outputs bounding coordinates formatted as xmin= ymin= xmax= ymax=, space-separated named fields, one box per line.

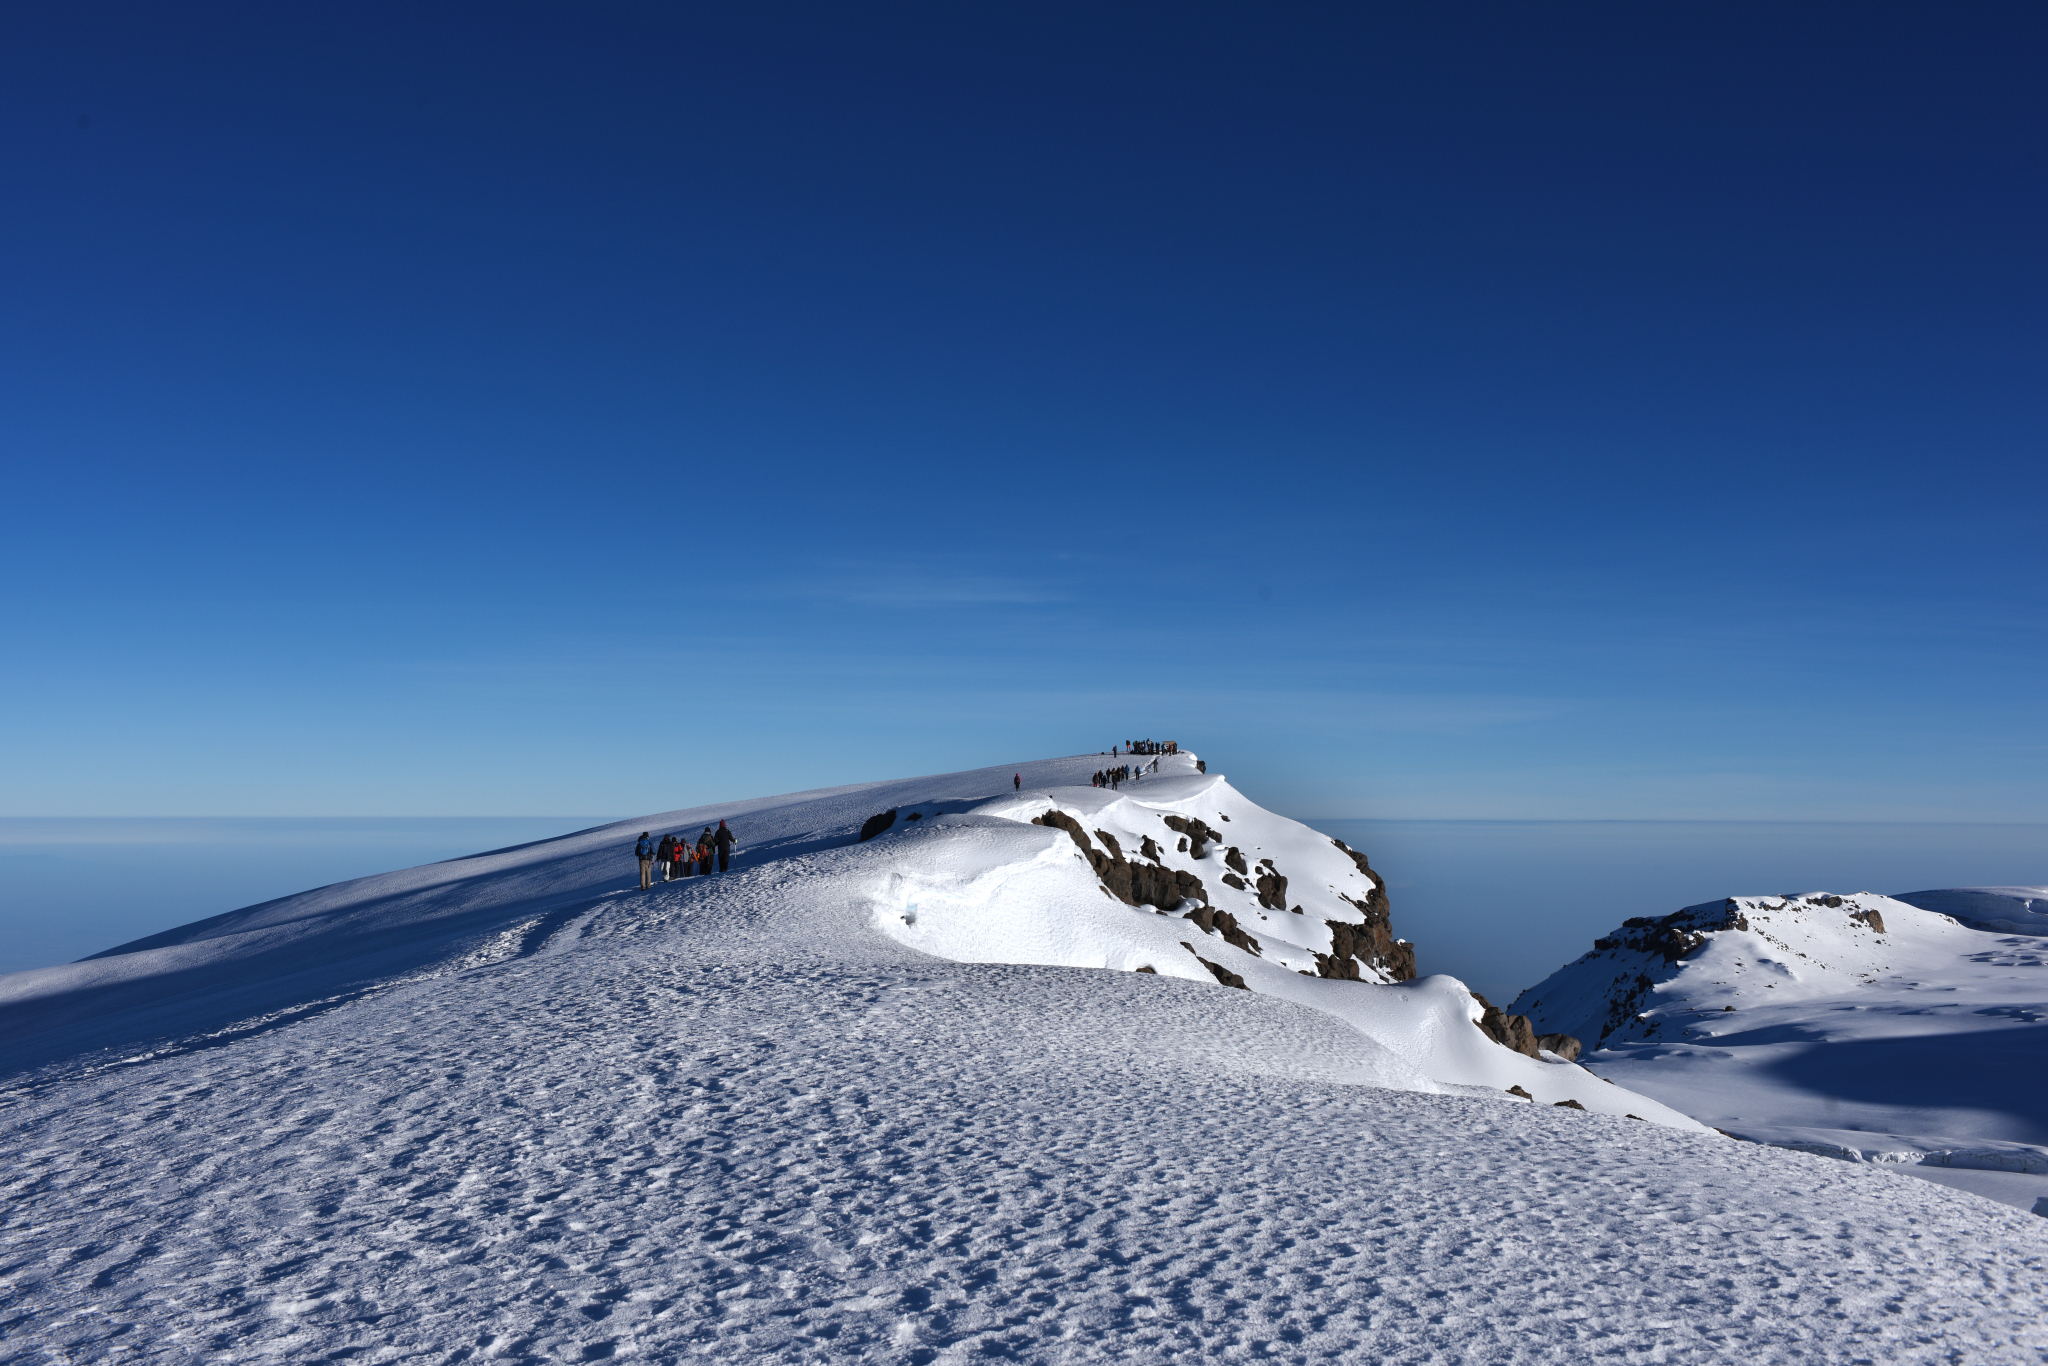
xmin=635 ymin=832 xmax=655 ymax=889
xmin=697 ymin=829 xmax=714 ymax=876
xmin=656 ymin=833 xmax=675 ymax=881
xmin=713 ymin=820 xmax=736 ymax=873
xmin=1013 ymin=773 xmax=1021 ymax=791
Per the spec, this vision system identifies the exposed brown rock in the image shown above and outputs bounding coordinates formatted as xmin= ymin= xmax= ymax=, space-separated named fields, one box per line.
xmin=1852 ymin=907 xmax=1887 ymax=934
xmin=1506 ymin=1085 xmax=1533 ymax=1100
xmin=1224 ymin=846 xmax=1249 ymax=875
xmin=1470 ymin=992 xmax=1540 ymax=1057
xmin=1163 ymin=816 xmax=1220 ymax=859
xmin=1183 ymin=906 xmax=1261 ymax=956
xmin=1031 ymin=810 xmax=1188 ymax=911
xmin=1134 ymin=965 xmax=1157 ymax=974
xmin=1536 ymin=1033 xmax=1582 ymax=1062
xmin=857 ymin=809 xmax=898 ymax=842
xmin=1220 ymin=873 xmax=1247 ymax=891
xmin=1553 ymin=1099 xmax=1586 ymax=1111
xmin=1196 ymin=956 xmax=1246 ymax=989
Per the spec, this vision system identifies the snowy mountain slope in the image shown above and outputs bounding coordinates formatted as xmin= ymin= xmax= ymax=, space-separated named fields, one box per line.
xmin=874 ymin=774 xmax=1688 ymax=1122
xmin=1510 ymin=891 xmax=2048 ymax=1210
xmin=0 ymin=752 xmax=1688 ymax=1125
xmin=3 ymin=761 xmax=2047 ymax=1361
xmin=1895 ymin=885 xmax=2048 ymax=936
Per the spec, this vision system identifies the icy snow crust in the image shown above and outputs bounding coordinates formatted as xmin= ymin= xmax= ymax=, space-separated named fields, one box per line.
xmin=3 ymin=757 xmax=2046 ymax=1361
xmin=1511 ymin=891 xmax=2048 ymax=1209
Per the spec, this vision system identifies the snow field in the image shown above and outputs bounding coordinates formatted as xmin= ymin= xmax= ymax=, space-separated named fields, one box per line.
xmin=4 ymin=755 xmax=2046 ymax=1360
xmin=5 ymin=874 xmax=2046 ymax=1363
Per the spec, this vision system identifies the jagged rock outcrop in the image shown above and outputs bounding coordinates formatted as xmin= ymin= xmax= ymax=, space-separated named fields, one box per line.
xmin=1254 ymin=870 xmax=1288 ymax=912
xmin=1033 ymin=810 xmax=1197 ymax=912
xmin=1183 ymin=905 xmax=1260 ymax=956
xmin=1319 ymin=839 xmax=1416 ymax=981
xmin=1319 ymin=897 xmax=1416 ymax=984
xmin=1536 ymin=1033 xmax=1582 ymax=1062
xmin=1593 ymin=900 xmax=1749 ymax=962
xmin=1181 ymin=943 xmax=1245 ymax=989
xmin=857 ymin=809 xmax=898 ymax=842
xmin=1223 ymin=846 xmax=1249 ymax=875
xmin=1163 ymin=814 xmax=1220 ymax=859
xmin=1852 ymin=907 xmax=1887 ymax=934
xmin=1470 ymin=992 xmax=1539 ymax=1057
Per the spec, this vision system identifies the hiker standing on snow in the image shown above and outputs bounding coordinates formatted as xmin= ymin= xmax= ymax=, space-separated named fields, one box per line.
xmin=656 ymin=832 xmax=675 ymax=881
xmin=714 ymin=819 xmax=736 ymax=873
xmin=1013 ymin=773 xmax=1021 ymax=791
xmin=635 ymin=832 xmax=655 ymax=889
xmin=697 ymin=829 xmax=714 ymax=876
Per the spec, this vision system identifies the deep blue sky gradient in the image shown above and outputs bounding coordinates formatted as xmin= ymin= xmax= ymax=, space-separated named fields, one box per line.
xmin=3 ymin=3 xmax=2043 ymax=821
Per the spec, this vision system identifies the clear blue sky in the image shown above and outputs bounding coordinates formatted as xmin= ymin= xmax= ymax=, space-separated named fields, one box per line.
xmin=3 ymin=3 xmax=2043 ymax=822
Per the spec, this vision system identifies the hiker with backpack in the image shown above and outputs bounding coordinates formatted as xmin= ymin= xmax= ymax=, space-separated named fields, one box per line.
xmin=635 ymin=832 xmax=655 ymax=889
xmin=714 ymin=819 xmax=736 ymax=872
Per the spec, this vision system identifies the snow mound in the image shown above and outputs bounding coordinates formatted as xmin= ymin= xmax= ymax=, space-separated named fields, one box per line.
xmin=1511 ymin=891 xmax=2048 ymax=1208
xmin=1895 ymin=886 xmax=2048 ymax=936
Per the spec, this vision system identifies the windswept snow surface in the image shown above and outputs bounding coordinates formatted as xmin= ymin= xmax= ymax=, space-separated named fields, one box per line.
xmin=1512 ymin=892 xmax=2048 ymax=1213
xmin=3 ymin=758 xmax=2046 ymax=1362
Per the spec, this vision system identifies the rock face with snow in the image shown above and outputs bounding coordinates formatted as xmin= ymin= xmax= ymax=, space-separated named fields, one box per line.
xmin=2 ymin=758 xmax=2045 ymax=1360
xmin=1511 ymin=891 xmax=2048 ymax=1210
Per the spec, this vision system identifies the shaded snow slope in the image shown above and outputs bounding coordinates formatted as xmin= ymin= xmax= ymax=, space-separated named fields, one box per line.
xmin=1895 ymin=885 xmax=2048 ymax=936
xmin=1511 ymin=891 xmax=2048 ymax=1210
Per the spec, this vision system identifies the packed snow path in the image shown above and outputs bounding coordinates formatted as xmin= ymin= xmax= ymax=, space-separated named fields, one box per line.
xmin=3 ymin=757 xmax=2046 ymax=1362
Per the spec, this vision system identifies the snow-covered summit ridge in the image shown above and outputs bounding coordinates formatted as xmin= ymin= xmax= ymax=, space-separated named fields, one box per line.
xmin=0 ymin=750 xmax=1692 ymax=1127
xmin=1511 ymin=891 xmax=2048 ymax=1199
xmin=1895 ymin=886 xmax=2048 ymax=936
xmin=8 ymin=760 xmax=2048 ymax=1359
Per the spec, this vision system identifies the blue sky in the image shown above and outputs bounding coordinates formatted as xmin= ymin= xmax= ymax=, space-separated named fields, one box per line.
xmin=3 ymin=3 xmax=2043 ymax=821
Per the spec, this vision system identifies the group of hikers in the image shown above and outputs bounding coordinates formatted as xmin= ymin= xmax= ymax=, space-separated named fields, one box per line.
xmin=1092 ymin=758 xmax=1158 ymax=789
xmin=634 ymin=820 xmax=736 ymax=889
xmin=1123 ymin=739 xmax=1176 ymax=755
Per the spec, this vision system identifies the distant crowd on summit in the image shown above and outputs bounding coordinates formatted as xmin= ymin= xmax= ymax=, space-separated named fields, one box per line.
xmin=1093 ymin=758 xmax=1159 ymax=790
xmin=1123 ymin=739 xmax=1176 ymax=755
